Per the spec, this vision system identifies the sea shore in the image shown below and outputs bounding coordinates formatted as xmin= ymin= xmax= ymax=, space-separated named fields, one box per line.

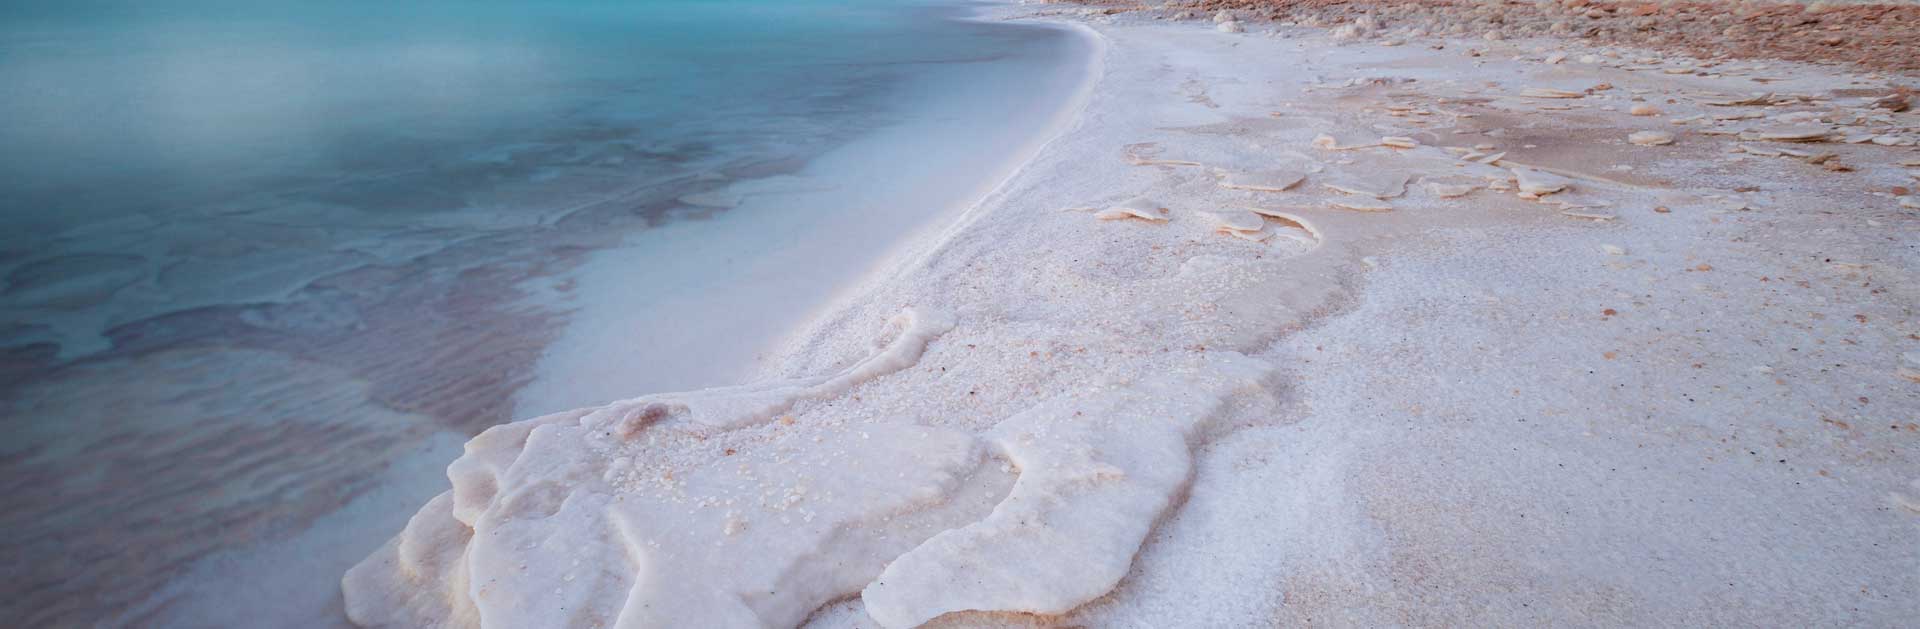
xmin=348 ymin=2 xmax=1919 ymax=626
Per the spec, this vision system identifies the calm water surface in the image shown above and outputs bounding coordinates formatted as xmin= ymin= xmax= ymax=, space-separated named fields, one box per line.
xmin=0 ymin=0 xmax=1082 ymax=624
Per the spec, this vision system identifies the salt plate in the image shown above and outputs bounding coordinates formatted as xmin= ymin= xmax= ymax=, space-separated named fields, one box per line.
xmin=1628 ymin=131 xmax=1676 ymax=146
xmin=1123 ymin=142 xmax=1203 ymax=167
xmin=1311 ymin=134 xmax=1380 ymax=151
xmin=1561 ymin=209 xmax=1617 ymax=220
xmin=1218 ymin=226 xmax=1271 ymax=241
xmin=1380 ymin=136 xmax=1419 ymax=149
xmin=1322 ymin=172 xmax=1409 ymax=198
xmin=1511 ymin=167 xmax=1572 ymax=195
xmin=1427 ymin=182 xmax=1479 ymax=198
xmin=1095 ymin=197 xmax=1170 ymax=222
xmin=1705 ymin=93 xmax=1778 ymax=106
xmin=1244 ymin=209 xmax=1321 ymax=245
xmin=1196 ymin=209 xmax=1266 ymax=232
xmin=1329 ymin=198 xmax=1393 ymax=212
xmin=1520 ymin=88 xmax=1584 ymax=99
xmin=1629 ymin=104 xmax=1659 ymax=116
xmin=1747 ymin=126 xmax=1832 ymax=143
xmin=1218 ymin=170 xmax=1306 ymax=192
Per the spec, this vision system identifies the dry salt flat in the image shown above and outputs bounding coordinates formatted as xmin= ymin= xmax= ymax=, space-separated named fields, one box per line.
xmin=345 ymin=4 xmax=1920 ymax=627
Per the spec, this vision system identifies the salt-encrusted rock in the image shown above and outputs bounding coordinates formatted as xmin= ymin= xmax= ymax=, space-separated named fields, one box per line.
xmin=1628 ymin=131 xmax=1676 ymax=146
xmin=1630 ymin=104 xmax=1660 ymax=116
xmin=1219 ymin=170 xmax=1306 ymax=192
xmin=1380 ymin=136 xmax=1419 ymax=149
xmin=1095 ymin=197 xmax=1170 ymax=222
xmin=1511 ymin=167 xmax=1572 ymax=195
xmin=1213 ymin=10 xmax=1235 ymax=23
xmin=1900 ymin=196 xmax=1920 ymax=210
xmin=1217 ymin=21 xmax=1244 ymax=34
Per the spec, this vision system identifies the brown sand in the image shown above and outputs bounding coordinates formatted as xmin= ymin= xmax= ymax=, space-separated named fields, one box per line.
xmin=1087 ymin=0 xmax=1920 ymax=74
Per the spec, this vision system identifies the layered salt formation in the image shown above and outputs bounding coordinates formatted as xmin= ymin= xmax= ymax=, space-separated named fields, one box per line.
xmin=345 ymin=310 xmax=1284 ymax=628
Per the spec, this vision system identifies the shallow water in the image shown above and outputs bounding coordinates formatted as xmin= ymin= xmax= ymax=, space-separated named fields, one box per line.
xmin=0 ymin=0 xmax=1086 ymax=624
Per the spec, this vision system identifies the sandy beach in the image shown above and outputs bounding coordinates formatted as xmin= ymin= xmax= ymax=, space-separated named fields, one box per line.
xmin=347 ymin=1 xmax=1919 ymax=626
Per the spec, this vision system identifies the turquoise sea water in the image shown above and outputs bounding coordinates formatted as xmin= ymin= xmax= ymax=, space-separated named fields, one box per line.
xmin=0 ymin=1 xmax=1084 ymax=624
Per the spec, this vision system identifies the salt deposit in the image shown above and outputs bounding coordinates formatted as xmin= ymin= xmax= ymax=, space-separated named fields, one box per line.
xmin=346 ymin=6 xmax=1920 ymax=629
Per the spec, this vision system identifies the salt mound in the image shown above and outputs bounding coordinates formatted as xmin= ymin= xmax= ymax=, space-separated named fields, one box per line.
xmin=862 ymin=353 xmax=1274 ymax=627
